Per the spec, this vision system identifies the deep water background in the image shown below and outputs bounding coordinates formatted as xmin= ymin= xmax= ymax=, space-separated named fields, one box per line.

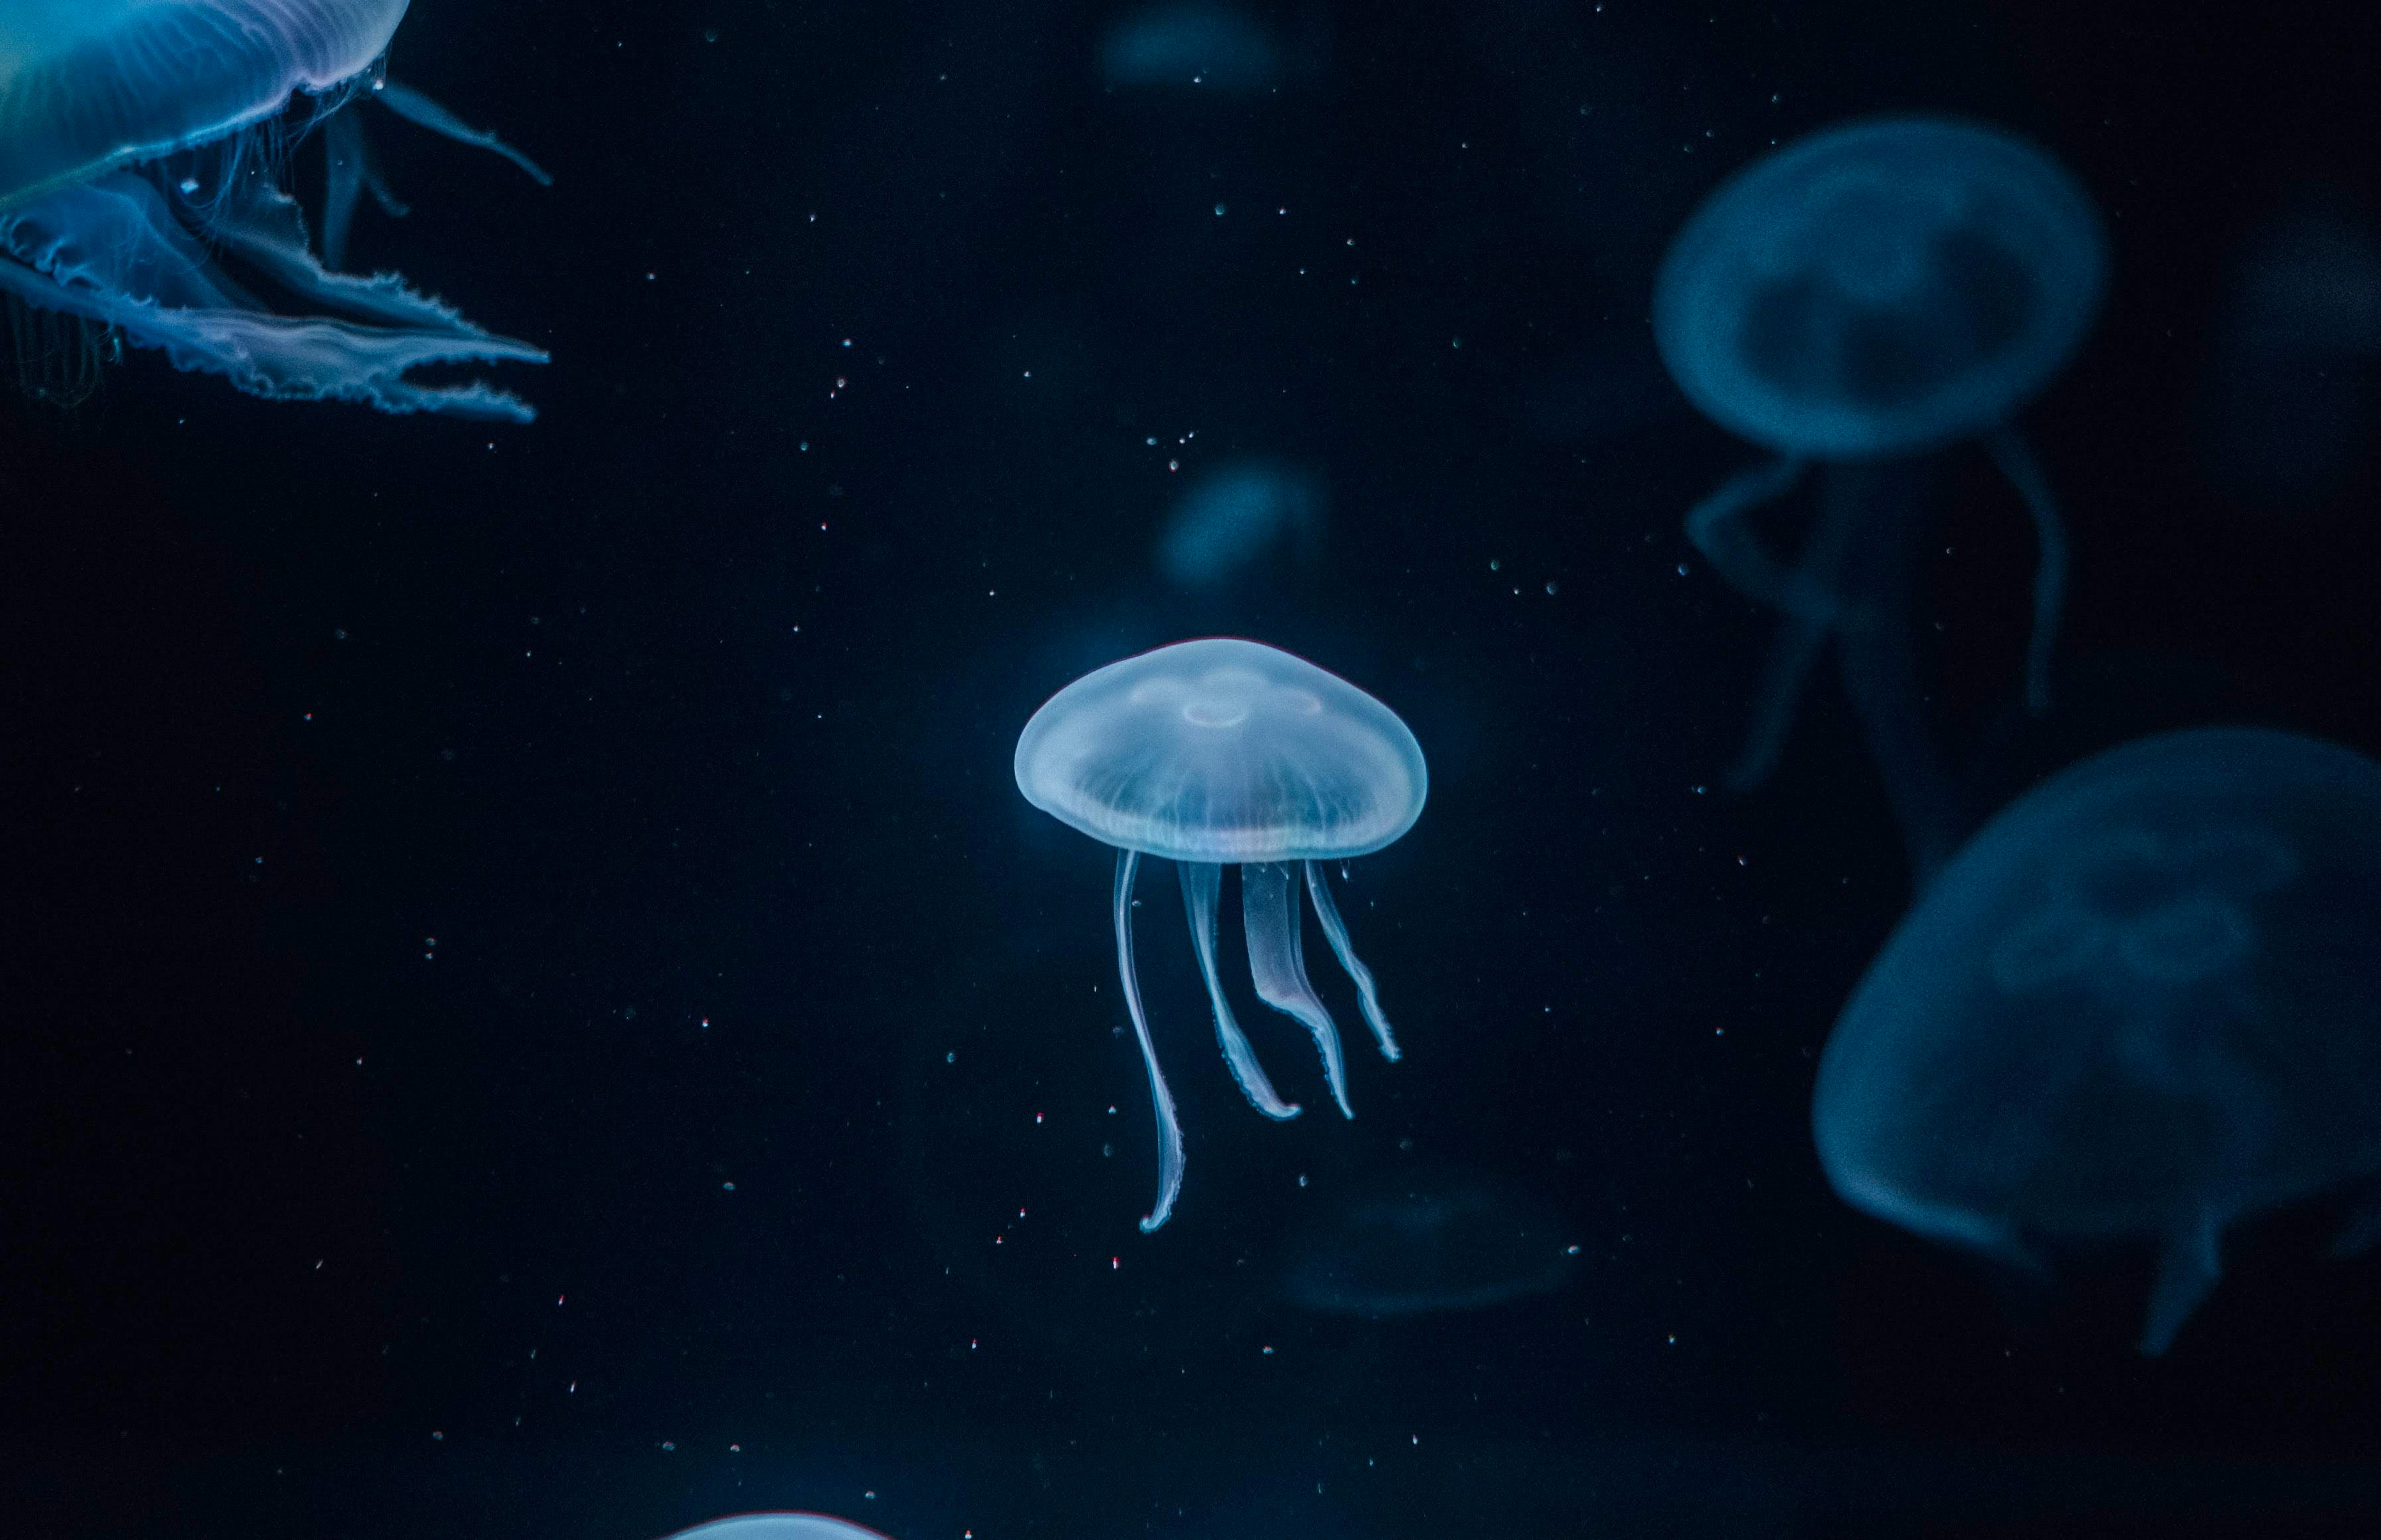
xmin=6 ymin=0 xmax=2381 ymax=1536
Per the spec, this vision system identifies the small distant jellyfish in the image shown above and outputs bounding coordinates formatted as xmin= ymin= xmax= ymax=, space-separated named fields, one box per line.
xmin=657 ymin=1516 xmax=895 ymax=1540
xmin=1014 ymin=638 xmax=1427 ymax=1231
xmin=0 ymin=0 xmax=549 ymax=418
xmin=1654 ymin=116 xmax=2106 ymax=880
xmin=2204 ymin=194 xmax=2381 ymax=508
xmin=1156 ymin=459 xmax=1326 ymax=590
xmin=1284 ymin=1169 xmax=1577 ymax=1318
xmin=1813 ymin=727 xmax=2381 ymax=1353
xmin=1099 ymin=3 xmax=1291 ymax=93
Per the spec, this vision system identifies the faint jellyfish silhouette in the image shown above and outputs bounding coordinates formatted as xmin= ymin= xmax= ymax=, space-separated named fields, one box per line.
xmin=658 ymin=1516 xmax=895 ymax=1540
xmin=1099 ymin=3 xmax=1299 ymax=93
xmin=0 ymin=0 xmax=548 ymax=418
xmin=2204 ymin=193 xmax=2381 ymax=508
xmin=1015 ymin=637 xmax=1426 ymax=1231
xmin=1654 ymin=115 xmax=2106 ymax=880
xmin=1156 ymin=459 xmax=1326 ymax=590
xmin=1285 ymin=1168 xmax=1578 ymax=1317
xmin=1813 ymin=727 xmax=2381 ymax=1353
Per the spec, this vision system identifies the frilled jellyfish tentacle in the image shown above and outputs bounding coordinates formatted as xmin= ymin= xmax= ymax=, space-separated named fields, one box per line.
xmin=1243 ymin=862 xmax=1352 ymax=1117
xmin=1179 ymin=861 xmax=1299 ymax=1119
xmin=1113 ymin=851 xmax=1184 ymax=1234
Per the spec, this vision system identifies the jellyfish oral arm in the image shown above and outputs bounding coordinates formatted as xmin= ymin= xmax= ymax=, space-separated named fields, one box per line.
xmin=1683 ymin=456 xmax=1838 ymax=622
xmin=1984 ymin=427 xmax=2068 ymax=717
xmin=1114 ymin=851 xmax=1184 ymax=1234
xmin=2140 ymin=1206 xmax=2225 ymax=1355
xmin=1178 ymin=861 xmax=1300 ymax=1120
xmin=1243 ymin=862 xmax=1353 ymax=1118
xmin=1303 ymin=861 xmax=1400 ymax=1062
xmin=373 ymin=81 xmax=554 ymax=187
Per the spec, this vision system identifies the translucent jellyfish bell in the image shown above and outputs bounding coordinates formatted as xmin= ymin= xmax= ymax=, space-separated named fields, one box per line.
xmin=1654 ymin=116 xmax=2106 ymax=880
xmin=1015 ymin=637 xmax=1427 ymax=1231
xmin=1813 ymin=727 xmax=2381 ymax=1353
xmin=0 ymin=0 xmax=548 ymax=418
xmin=657 ymin=1516 xmax=894 ymax=1540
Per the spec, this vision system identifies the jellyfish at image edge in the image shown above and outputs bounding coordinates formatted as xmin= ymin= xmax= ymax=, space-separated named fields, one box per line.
xmin=1654 ymin=115 xmax=2106 ymax=880
xmin=0 ymin=0 xmax=549 ymax=418
xmin=1814 ymin=727 xmax=2381 ymax=1353
xmin=657 ymin=1515 xmax=895 ymax=1540
xmin=1015 ymin=637 xmax=1426 ymax=1231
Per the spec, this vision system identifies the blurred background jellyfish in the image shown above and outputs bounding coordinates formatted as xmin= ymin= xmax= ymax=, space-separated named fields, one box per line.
xmin=2203 ymin=193 xmax=2381 ymax=511
xmin=1014 ymin=638 xmax=1426 ymax=1231
xmin=1285 ymin=1167 xmax=1578 ymax=1318
xmin=1813 ymin=727 xmax=2381 ymax=1353
xmin=1098 ymin=3 xmax=1322 ymax=94
xmin=1156 ymin=459 xmax=1327 ymax=591
xmin=0 ymin=0 xmax=549 ymax=418
xmin=1654 ymin=115 xmax=2106 ymax=881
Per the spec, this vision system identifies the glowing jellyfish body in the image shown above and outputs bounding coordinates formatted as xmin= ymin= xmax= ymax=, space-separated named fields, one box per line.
xmin=1015 ymin=638 xmax=1426 ymax=1231
xmin=0 ymin=0 xmax=547 ymax=418
xmin=1814 ymin=727 xmax=2381 ymax=1353
xmin=1654 ymin=116 xmax=2105 ymax=878
xmin=658 ymin=1516 xmax=894 ymax=1540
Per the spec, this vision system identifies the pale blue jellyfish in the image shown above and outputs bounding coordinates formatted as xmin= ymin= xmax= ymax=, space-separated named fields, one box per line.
xmin=1654 ymin=116 xmax=2106 ymax=878
xmin=0 ymin=0 xmax=548 ymax=418
xmin=1156 ymin=459 xmax=1326 ymax=590
xmin=1015 ymin=638 xmax=1426 ymax=1231
xmin=1814 ymin=727 xmax=2381 ymax=1353
xmin=1099 ymin=4 xmax=1290 ymax=93
xmin=658 ymin=1516 xmax=895 ymax=1540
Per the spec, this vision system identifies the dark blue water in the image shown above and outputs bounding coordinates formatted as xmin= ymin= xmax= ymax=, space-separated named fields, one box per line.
xmin=7 ymin=1 xmax=2381 ymax=1536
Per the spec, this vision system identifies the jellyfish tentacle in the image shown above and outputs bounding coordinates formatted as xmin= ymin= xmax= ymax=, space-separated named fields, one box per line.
xmin=1985 ymin=427 xmax=2068 ymax=717
xmin=2139 ymin=1206 xmax=2225 ymax=1355
xmin=1303 ymin=861 xmax=1399 ymax=1062
xmin=374 ymin=82 xmax=555 ymax=187
xmin=1243 ymin=862 xmax=1352 ymax=1117
xmin=1724 ymin=612 xmax=1829 ymax=792
xmin=1179 ymin=861 xmax=1301 ymax=1119
xmin=1114 ymin=851 xmax=1184 ymax=1233
xmin=1683 ymin=456 xmax=1838 ymax=623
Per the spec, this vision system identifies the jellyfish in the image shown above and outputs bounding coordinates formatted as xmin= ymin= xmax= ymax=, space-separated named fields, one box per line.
xmin=1099 ymin=4 xmax=1290 ymax=93
xmin=658 ymin=1516 xmax=894 ymax=1540
xmin=0 ymin=0 xmax=548 ymax=418
xmin=1284 ymin=1168 xmax=1578 ymax=1317
xmin=1014 ymin=637 xmax=1427 ymax=1231
xmin=1156 ymin=459 xmax=1326 ymax=590
xmin=1653 ymin=115 xmax=2106 ymax=880
xmin=1812 ymin=727 xmax=2381 ymax=1353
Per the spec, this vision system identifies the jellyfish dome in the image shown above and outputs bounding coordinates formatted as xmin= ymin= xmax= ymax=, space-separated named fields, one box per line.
xmin=1284 ymin=1169 xmax=1578 ymax=1318
xmin=1016 ymin=638 xmax=1425 ymax=1231
xmin=1654 ymin=115 xmax=2106 ymax=460
xmin=1813 ymin=727 xmax=2381 ymax=1353
xmin=657 ymin=1516 xmax=895 ymax=1540
xmin=0 ymin=0 xmax=547 ymax=418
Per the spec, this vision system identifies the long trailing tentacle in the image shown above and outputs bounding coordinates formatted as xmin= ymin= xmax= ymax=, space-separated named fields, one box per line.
xmin=1683 ymin=456 xmax=1835 ymax=622
xmin=1114 ymin=851 xmax=1183 ymax=1233
xmin=375 ymin=81 xmax=555 ymax=187
xmin=1985 ymin=427 xmax=2069 ymax=717
xmin=1179 ymin=862 xmax=1300 ymax=1119
xmin=1243 ymin=862 xmax=1352 ymax=1117
xmin=1303 ymin=861 xmax=1399 ymax=1062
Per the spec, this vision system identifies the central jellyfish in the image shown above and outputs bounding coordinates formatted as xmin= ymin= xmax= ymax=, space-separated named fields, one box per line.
xmin=0 ymin=0 xmax=548 ymax=417
xmin=1015 ymin=638 xmax=1427 ymax=1231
